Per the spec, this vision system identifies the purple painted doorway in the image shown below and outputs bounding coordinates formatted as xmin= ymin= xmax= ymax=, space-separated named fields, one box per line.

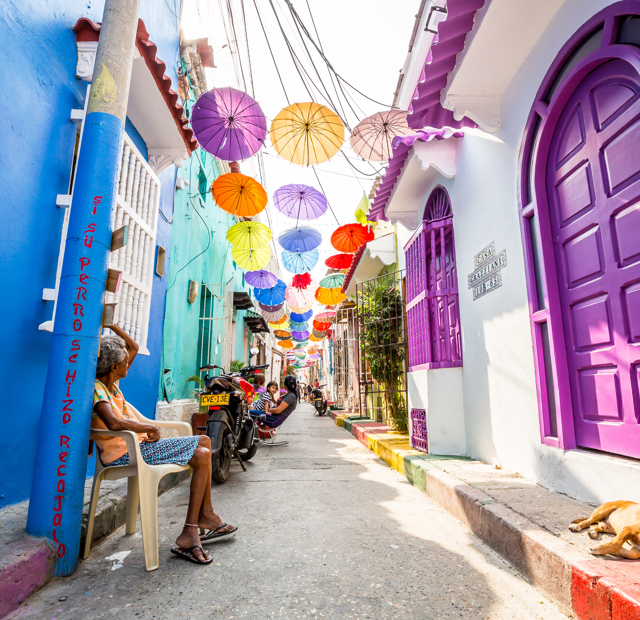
xmin=546 ymin=59 xmax=640 ymax=458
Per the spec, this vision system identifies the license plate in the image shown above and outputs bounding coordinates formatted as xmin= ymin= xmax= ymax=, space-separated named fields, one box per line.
xmin=201 ymin=393 xmax=230 ymax=407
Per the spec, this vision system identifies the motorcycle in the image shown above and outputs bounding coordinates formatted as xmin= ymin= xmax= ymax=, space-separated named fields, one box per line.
xmin=312 ymin=384 xmax=327 ymax=416
xmin=198 ymin=362 xmax=269 ymax=483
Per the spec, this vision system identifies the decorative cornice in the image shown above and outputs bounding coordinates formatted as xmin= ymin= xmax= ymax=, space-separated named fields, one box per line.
xmin=444 ymin=94 xmax=501 ymax=132
xmin=412 ymin=137 xmax=461 ymax=178
xmin=76 ymin=40 xmax=97 ymax=81
xmin=148 ymin=148 xmax=188 ymax=174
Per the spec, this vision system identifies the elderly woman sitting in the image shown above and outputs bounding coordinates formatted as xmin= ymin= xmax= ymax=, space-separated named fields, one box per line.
xmin=91 ymin=325 xmax=236 ymax=565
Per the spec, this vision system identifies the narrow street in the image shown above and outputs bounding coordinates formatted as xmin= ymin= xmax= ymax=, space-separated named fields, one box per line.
xmin=11 ymin=404 xmax=567 ymax=620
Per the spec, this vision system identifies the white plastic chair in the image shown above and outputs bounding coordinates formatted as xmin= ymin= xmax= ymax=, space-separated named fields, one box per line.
xmin=84 ymin=403 xmax=193 ymax=571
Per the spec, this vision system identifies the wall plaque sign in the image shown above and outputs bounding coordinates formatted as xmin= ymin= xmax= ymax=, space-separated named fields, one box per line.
xmin=468 ymin=242 xmax=507 ymax=300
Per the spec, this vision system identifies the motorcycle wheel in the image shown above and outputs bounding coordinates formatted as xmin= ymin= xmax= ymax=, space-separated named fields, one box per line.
xmin=238 ymin=443 xmax=258 ymax=461
xmin=211 ymin=430 xmax=232 ymax=484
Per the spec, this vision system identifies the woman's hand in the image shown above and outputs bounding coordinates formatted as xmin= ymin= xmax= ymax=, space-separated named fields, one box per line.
xmin=144 ymin=426 xmax=161 ymax=443
xmin=108 ymin=324 xmax=139 ymax=367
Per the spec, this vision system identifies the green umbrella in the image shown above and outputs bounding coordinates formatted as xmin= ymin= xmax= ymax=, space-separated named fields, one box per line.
xmin=319 ymin=273 xmax=346 ymax=288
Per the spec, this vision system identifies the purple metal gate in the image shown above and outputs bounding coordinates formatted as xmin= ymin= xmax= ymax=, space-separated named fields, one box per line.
xmin=546 ymin=59 xmax=640 ymax=458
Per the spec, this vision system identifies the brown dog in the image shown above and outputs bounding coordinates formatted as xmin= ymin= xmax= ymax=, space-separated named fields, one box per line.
xmin=569 ymin=501 xmax=640 ymax=559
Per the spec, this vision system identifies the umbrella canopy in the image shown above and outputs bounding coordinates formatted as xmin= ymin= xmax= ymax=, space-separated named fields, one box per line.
xmin=289 ymin=321 xmax=310 ymax=331
xmin=191 ymin=87 xmax=267 ymax=161
xmin=292 ymin=336 xmax=309 ymax=343
xmin=273 ymin=184 xmax=327 ymax=220
xmin=270 ymin=102 xmax=344 ymax=166
xmin=278 ymin=227 xmax=322 ymax=253
xmin=325 ymin=253 xmax=354 ymax=270
xmin=315 ymin=287 xmax=346 ymax=306
xmin=278 ymin=340 xmax=294 ymax=349
xmin=226 ymin=221 xmax=272 ymax=249
xmin=319 ymin=274 xmax=345 ymax=288
xmin=316 ymin=310 xmax=337 ymax=319
xmin=269 ymin=315 xmax=288 ymax=326
xmin=285 ymin=283 xmax=318 ymax=308
xmin=292 ymin=330 xmax=310 ymax=340
xmin=232 ymin=246 xmax=271 ymax=270
xmin=259 ymin=302 xmax=284 ymax=312
xmin=290 ymin=309 xmax=313 ymax=323
xmin=275 ymin=333 xmax=292 ymax=341
xmin=291 ymin=272 xmax=312 ymax=288
xmin=295 ymin=352 xmax=307 ymax=359
xmin=254 ymin=279 xmax=287 ymax=306
xmin=313 ymin=320 xmax=331 ymax=331
xmin=246 ymin=269 xmax=278 ymax=289
xmin=295 ymin=343 xmax=307 ymax=349
xmin=261 ymin=308 xmax=286 ymax=322
xmin=212 ymin=173 xmax=268 ymax=217
xmin=281 ymin=248 xmax=320 ymax=274
xmin=274 ymin=330 xmax=291 ymax=338
xmin=312 ymin=328 xmax=328 ymax=339
xmin=308 ymin=353 xmax=320 ymax=359
xmin=309 ymin=334 xmax=323 ymax=342
xmin=349 ymin=110 xmax=412 ymax=162
xmin=288 ymin=303 xmax=314 ymax=313
xmin=330 ymin=223 xmax=374 ymax=253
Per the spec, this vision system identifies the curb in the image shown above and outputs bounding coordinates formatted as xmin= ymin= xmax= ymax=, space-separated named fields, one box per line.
xmin=0 ymin=469 xmax=189 ymax=619
xmin=341 ymin=420 xmax=640 ymax=619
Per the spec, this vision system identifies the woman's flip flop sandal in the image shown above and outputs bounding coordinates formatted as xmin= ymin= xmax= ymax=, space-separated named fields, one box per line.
xmin=170 ymin=545 xmax=213 ymax=565
xmin=200 ymin=523 xmax=238 ymax=542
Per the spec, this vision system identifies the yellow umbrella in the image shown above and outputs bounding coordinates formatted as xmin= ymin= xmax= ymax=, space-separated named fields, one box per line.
xmin=232 ymin=246 xmax=271 ymax=270
xmin=315 ymin=286 xmax=346 ymax=306
xmin=270 ymin=102 xmax=344 ymax=166
xmin=226 ymin=221 xmax=272 ymax=249
xmin=270 ymin=316 xmax=288 ymax=326
xmin=211 ymin=173 xmax=268 ymax=217
xmin=309 ymin=334 xmax=323 ymax=342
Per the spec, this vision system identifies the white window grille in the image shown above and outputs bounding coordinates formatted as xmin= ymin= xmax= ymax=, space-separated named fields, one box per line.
xmin=103 ymin=134 xmax=161 ymax=354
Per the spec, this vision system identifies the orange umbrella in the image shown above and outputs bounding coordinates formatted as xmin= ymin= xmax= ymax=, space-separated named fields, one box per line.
xmin=313 ymin=320 xmax=331 ymax=331
xmin=278 ymin=340 xmax=294 ymax=349
xmin=330 ymin=223 xmax=374 ymax=253
xmin=307 ymin=347 xmax=319 ymax=354
xmin=315 ymin=287 xmax=346 ymax=306
xmin=270 ymin=315 xmax=288 ymax=326
xmin=274 ymin=329 xmax=291 ymax=338
xmin=211 ymin=173 xmax=268 ymax=217
xmin=309 ymin=334 xmax=323 ymax=342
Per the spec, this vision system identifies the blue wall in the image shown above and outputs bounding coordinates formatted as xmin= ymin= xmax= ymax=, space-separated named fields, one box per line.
xmin=0 ymin=0 xmax=182 ymax=507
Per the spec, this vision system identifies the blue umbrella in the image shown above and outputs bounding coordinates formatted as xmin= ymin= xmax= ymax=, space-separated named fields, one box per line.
xmin=290 ymin=309 xmax=313 ymax=323
xmin=289 ymin=321 xmax=309 ymax=331
xmin=254 ymin=279 xmax=287 ymax=306
xmin=281 ymin=248 xmax=320 ymax=274
xmin=278 ymin=227 xmax=322 ymax=253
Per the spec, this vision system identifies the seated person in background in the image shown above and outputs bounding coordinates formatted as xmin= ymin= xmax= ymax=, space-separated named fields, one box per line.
xmin=252 ymin=381 xmax=279 ymax=411
xmin=265 ymin=375 xmax=298 ymax=421
xmin=253 ymin=374 xmax=266 ymax=394
xmin=91 ymin=325 xmax=236 ymax=566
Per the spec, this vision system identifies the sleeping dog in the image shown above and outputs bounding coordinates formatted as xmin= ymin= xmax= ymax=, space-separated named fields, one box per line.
xmin=569 ymin=501 xmax=640 ymax=559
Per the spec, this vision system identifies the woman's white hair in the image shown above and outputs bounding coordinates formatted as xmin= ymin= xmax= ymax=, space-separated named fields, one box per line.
xmin=97 ymin=335 xmax=127 ymax=376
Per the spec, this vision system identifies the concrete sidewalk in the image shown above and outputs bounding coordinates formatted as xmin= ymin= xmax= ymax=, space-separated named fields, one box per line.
xmin=335 ymin=413 xmax=640 ymax=620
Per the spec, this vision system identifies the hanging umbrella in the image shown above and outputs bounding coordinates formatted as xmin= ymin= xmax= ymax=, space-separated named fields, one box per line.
xmin=316 ymin=310 xmax=337 ymax=320
xmin=246 ymin=269 xmax=278 ymax=289
xmin=259 ymin=301 xmax=284 ymax=312
xmin=295 ymin=351 xmax=307 ymax=358
xmin=289 ymin=321 xmax=310 ymax=331
xmin=269 ymin=102 xmax=344 ymax=166
xmin=278 ymin=340 xmax=294 ymax=349
xmin=278 ymin=227 xmax=322 ymax=253
xmin=308 ymin=353 xmax=320 ymax=359
xmin=232 ymin=246 xmax=271 ymax=270
xmin=330 ymin=223 xmax=374 ymax=253
xmin=309 ymin=334 xmax=323 ymax=342
xmin=226 ymin=221 xmax=272 ymax=249
xmin=254 ymin=279 xmax=287 ymax=306
xmin=274 ymin=330 xmax=291 ymax=338
xmin=292 ymin=336 xmax=309 ymax=344
xmin=315 ymin=287 xmax=346 ymax=306
xmin=295 ymin=343 xmax=307 ymax=349
xmin=288 ymin=303 xmax=314 ymax=314
xmin=269 ymin=315 xmax=288 ymax=326
xmin=281 ymin=248 xmax=320 ymax=274
xmin=319 ymin=274 xmax=345 ymax=288
xmin=261 ymin=308 xmax=286 ymax=322
xmin=349 ymin=110 xmax=413 ymax=162
xmin=325 ymin=253 xmax=354 ymax=270
xmin=313 ymin=320 xmax=331 ymax=331
xmin=285 ymin=283 xmax=318 ymax=308
xmin=312 ymin=328 xmax=328 ymax=339
xmin=307 ymin=348 xmax=319 ymax=355
xmin=273 ymin=184 xmax=327 ymax=220
xmin=191 ymin=87 xmax=267 ymax=161
xmin=275 ymin=333 xmax=292 ymax=341
xmin=212 ymin=173 xmax=268 ymax=217
xmin=291 ymin=273 xmax=312 ymax=288
xmin=290 ymin=309 xmax=313 ymax=323
xmin=292 ymin=330 xmax=310 ymax=340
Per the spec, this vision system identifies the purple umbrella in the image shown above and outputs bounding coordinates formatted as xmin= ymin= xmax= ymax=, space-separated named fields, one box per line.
xmin=292 ymin=330 xmax=310 ymax=340
xmin=259 ymin=302 xmax=284 ymax=312
xmin=246 ymin=269 xmax=277 ymax=289
xmin=273 ymin=184 xmax=328 ymax=221
xmin=191 ymin=87 xmax=267 ymax=161
xmin=278 ymin=227 xmax=322 ymax=253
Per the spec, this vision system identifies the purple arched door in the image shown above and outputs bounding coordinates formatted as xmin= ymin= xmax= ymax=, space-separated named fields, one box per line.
xmin=547 ymin=59 xmax=640 ymax=458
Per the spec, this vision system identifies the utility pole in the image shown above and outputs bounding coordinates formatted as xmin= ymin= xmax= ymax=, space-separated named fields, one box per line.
xmin=27 ymin=0 xmax=141 ymax=576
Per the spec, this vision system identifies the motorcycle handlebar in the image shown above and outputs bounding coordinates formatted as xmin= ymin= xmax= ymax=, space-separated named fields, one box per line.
xmin=240 ymin=364 xmax=269 ymax=374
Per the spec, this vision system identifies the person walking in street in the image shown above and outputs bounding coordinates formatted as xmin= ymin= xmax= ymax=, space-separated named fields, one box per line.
xmin=306 ymin=383 xmax=312 ymax=402
xmin=91 ymin=325 xmax=236 ymax=566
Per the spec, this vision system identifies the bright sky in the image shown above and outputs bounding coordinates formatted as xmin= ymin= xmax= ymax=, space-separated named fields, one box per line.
xmin=181 ymin=0 xmax=418 ymax=290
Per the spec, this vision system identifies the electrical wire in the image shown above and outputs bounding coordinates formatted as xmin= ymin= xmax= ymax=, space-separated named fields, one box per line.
xmin=312 ymin=167 xmax=340 ymax=227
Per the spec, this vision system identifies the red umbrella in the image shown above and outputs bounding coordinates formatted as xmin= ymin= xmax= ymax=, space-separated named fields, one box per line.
xmin=325 ymin=253 xmax=354 ymax=269
xmin=313 ymin=320 xmax=331 ymax=331
xmin=330 ymin=223 xmax=374 ymax=253
xmin=292 ymin=273 xmax=312 ymax=288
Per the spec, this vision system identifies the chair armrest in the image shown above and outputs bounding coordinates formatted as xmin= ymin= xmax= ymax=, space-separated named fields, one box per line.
xmin=127 ymin=403 xmax=193 ymax=436
xmin=91 ymin=429 xmax=142 ymax=467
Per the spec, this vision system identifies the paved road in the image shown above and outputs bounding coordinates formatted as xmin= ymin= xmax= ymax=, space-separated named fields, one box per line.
xmin=10 ymin=403 xmax=567 ymax=619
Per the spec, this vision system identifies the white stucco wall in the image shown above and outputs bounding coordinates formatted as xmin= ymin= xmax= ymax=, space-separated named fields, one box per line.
xmin=405 ymin=0 xmax=640 ymax=505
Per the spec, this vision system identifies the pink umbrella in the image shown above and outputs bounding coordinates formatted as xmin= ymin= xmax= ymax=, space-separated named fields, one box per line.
xmin=316 ymin=310 xmax=337 ymax=320
xmin=349 ymin=110 xmax=413 ymax=162
xmin=285 ymin=281 xmax=318 ymax=307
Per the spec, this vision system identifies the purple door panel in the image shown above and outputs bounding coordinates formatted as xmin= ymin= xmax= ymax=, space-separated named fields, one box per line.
xmin=547 ymin=59 xmax=640 ymax=457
